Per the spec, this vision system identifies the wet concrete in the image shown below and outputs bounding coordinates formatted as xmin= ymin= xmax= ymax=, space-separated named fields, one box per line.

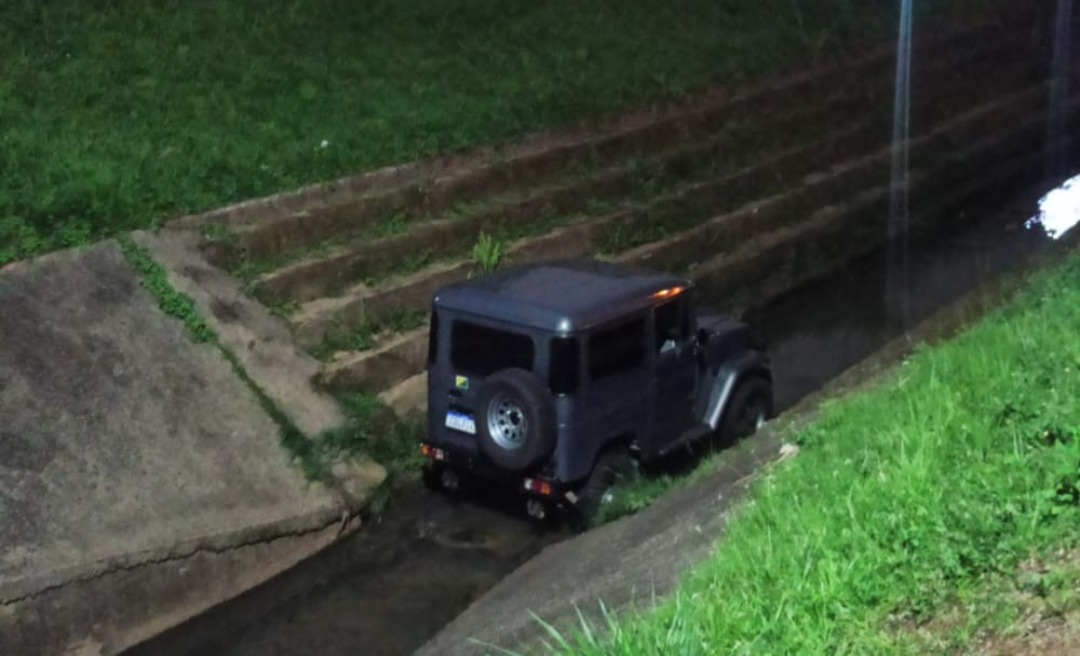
xmin=124 ymin=178 xmax=1062 ymax=656
xmin=743 ymin=183 xmax=1053 ymax=415
xmin=124 ymin=483 xmax=569 ymax=656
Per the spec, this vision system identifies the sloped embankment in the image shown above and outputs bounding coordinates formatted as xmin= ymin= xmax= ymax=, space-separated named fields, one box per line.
xmin=174 ymin=5 xmax=1063 ymax=421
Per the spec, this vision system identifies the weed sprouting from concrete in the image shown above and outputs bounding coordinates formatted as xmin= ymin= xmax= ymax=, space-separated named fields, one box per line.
xmin=472 ymin=231 xmax=505 ymax=274
xmin=118 ymin=234 xmax=214 ymax=343
xmin=321 ymin=392 xmax=425 ymax=480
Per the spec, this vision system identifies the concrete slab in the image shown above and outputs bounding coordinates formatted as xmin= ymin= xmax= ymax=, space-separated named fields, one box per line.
xmin=132 ymin=228 xmax=345 ymax=438
xmin=0 ymin=241 xmax=363 ymax=653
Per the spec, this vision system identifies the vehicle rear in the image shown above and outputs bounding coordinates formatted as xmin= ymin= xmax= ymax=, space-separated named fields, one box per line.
xmin=423 ymin=304 xmax=551 ymax=474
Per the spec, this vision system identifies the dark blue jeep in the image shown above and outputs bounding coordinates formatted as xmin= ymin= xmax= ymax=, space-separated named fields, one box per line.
xmin=419 ymin=259 xmax=773 ymax=526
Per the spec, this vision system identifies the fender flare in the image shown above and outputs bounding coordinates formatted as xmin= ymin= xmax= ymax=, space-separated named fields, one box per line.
xmin=702 ymin=350 xmax=772 ymax=431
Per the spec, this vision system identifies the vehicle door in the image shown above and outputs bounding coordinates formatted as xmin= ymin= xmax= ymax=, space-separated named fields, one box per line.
xmin=574 ymin=314 xmax=651 ymax=472
xmin=649 ymin=293 xmax=697 ymax=452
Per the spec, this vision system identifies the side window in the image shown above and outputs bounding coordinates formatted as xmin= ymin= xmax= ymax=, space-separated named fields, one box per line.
xmin=548 ymin=336 xmax=580 ymax=395
xmin=588 ymin=317 xmax=646 ymax=380
xmin=654 ymin=298 xmax=689 ymax=352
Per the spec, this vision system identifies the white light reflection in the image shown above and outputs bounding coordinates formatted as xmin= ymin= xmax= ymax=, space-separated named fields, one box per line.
xmin=1026 ymin=174 xmax=1080 ymax=240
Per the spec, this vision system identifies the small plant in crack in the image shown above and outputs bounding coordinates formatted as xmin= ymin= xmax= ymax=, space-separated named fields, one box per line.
xmin=471 ymin=231 xmax=504 ymax=274
xmin=374 ymin=212 xmax=409 ymax=237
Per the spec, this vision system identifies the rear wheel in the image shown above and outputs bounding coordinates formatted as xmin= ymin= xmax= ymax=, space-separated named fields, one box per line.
xmin=573 ymin=449 xmax=640 ymax=532
xmin=421 ymin=463 xmax=443 ymax=491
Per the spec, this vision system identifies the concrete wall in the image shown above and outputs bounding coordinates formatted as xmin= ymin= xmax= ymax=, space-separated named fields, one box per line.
xmin=0 ymin=242 xmax=380 ymax=655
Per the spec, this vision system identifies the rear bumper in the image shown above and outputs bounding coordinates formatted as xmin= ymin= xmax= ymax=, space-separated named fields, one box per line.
xmin=419 ymin=440 xmax=570 ymax=503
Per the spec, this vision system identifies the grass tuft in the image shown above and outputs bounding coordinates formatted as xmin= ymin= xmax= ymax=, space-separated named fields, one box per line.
xmin=472 ymin=231 xmax=505 ymax=274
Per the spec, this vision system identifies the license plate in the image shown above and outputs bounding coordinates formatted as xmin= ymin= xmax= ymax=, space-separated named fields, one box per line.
xmin=445 ymin=411 xmax=476 ymax=435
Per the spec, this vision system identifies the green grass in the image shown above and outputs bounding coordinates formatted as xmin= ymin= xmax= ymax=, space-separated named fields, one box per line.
xmin=1 ymin=0 xmax=936 ymax=267
xmin=319 ymin=392 xmax=426 ymax=481
xmin=521 ymin=252 xmax=1080 ymax=655
xmin=594 ymin=473 xmax=681 ymax=527
xmin=311 ymin=309 xmax=429 ymax=360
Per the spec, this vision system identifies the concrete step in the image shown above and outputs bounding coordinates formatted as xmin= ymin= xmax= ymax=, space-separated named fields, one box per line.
xmin=618 ymin=82 xmax=1055 ymax=275
xmin=318 ymin=326 xmax=430 ymax=394
xmin=248 ymin=92 xmax=870 ymax=306
xmin=379 ymin=372 xmax=428 ymax=419
xmin=293 ymin=66 xmax=1049 ymax=353
xmin=288 ymin=118 xmax=883 ymax=349
xmin=188 ymin=20 xmax=1026 ymax=271
xmin=261 ymin=33 xmax=1040 ymax=311
xmin=311 ymin=87 xmax=1077 ymax=403
xmin=694 ymin=140 xmax=1067 ymax=314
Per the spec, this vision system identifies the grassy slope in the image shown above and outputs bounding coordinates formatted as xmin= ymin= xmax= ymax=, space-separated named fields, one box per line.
xmin=534 ymin=251 xmax=1080 ymax=655
xmin=1 ymin=0 xmax=962 ymax=266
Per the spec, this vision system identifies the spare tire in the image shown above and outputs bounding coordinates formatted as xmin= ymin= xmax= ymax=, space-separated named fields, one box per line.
xmin=475 ymin=368 xmax=557 ymax=472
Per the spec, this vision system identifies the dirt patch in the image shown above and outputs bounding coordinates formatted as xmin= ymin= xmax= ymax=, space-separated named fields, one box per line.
xmin=978 ymin=613 xmax=1080 ymax=656
xmin=896 ymin=550 xmax=1080 ymax=656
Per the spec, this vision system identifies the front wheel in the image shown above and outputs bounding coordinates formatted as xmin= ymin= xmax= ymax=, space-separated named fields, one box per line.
xmin=573 ymin=450 xmax=640 ymax=532
xmin=717 ymin=376 xmax=773 ymax=447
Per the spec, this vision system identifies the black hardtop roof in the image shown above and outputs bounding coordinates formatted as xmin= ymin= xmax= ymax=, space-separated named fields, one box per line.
xmin=433 ymin=259 xmax=690 ymax=333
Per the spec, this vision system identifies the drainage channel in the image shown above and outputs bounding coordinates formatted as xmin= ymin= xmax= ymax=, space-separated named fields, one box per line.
xmin=126 ymin=179 xmax=1065 ymax=656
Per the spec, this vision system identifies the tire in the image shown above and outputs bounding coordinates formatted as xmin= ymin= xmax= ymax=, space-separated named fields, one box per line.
xmin=421 ymin=463 xmax=442 ymax=491
xmin=717 ymin=376 xmax=773 ymax=446
xmin=475 ymin=368 xmax=557 ymax=472
xmin=574 ymin=449 xmax=640 ymax=531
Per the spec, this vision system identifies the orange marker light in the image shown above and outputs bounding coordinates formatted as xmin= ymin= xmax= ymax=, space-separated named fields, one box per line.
xmin=652 ymin=286 xmax=685 ymax=300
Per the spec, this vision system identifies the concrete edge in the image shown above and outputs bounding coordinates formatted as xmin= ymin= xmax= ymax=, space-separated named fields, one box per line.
xmin=2 ymin=515 xmax=362 ymax=656
xmin=0 ymin=498 xmax=346 ymax=606
xmin=0 ymin=234 xmax=368 ymax=605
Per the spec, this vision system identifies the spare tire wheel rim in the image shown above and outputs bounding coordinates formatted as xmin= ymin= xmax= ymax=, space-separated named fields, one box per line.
xmin=487 ymin=394 xmax=529 ymax=450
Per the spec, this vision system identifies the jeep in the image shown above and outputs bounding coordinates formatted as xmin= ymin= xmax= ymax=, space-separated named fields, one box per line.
xmin=418 ymin=258 xmax=773 ymax=527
